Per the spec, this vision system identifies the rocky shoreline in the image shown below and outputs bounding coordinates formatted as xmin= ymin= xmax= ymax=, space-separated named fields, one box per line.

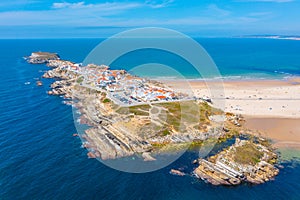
xmin=194 ymin=138 xmax=279 ymax=185
xmin=27 ymin=52 xmax=280 ymax=186
xmin=25 ymin=52 xmax=60 ymax=64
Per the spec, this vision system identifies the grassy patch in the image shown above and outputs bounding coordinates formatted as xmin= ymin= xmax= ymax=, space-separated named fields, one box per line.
xmin=129 ymin=109 xmax=149 ymax=116
xmin=159 ymin=129 xmax=171 ymax=136
xmin=130 ymin=104 xmax=151 ymax=111
xmin=76 ymin=76 xmax=84 ymax=84
xmin=156 ymin=101 xmax=199 ymax=132
xmin=115 ymin=104 xmax=150 ymax=116
xmin=129 ymin=106 xmax=150 ymax=116
xmin=115 ymin=100 xmax=223 ymax=135
xmin=103 ymin=98 xmax=111 ymax=103
xmin=115 ymin=107 xmax=129 ymax=114
xmin=229 ymin=128 xmax=240 ymax=136
xmin=199 ymin=102 xmax=223 ymax=123
xmin=234 ymin=142 xmax=263 ymax=165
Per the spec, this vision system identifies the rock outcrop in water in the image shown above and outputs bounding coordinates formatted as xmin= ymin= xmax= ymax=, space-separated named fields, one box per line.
xmin=25 ymin=52 xmax=60 ymax=64
xmin=194 ymin=138 xmax=279 ymax=186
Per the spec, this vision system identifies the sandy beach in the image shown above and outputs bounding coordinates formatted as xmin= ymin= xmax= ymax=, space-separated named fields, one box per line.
xmin=164 ymin=78 xmax=300 ymax=118
xmin=163 ymin=78 xmax=300 ymax=148
xmin=245 ymin=117 xmax=300 ymax=149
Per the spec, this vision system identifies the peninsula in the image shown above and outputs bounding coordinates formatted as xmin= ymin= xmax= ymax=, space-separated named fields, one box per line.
xmin=26 ymin=52 xmax=280 ymax=186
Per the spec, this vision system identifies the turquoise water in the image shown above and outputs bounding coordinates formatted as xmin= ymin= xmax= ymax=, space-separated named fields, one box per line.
xmin=1 ymin=39 xmax=300 ymax=199
xmin=109 ymin=38 xmax=300 ymax=79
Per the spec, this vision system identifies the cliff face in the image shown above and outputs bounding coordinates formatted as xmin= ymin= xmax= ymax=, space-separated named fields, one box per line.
xmin=26 ymin=52 xmax=60 ymax=64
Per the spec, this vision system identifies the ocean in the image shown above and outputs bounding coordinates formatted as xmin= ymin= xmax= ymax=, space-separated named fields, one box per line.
xmin=1 ymin=38 xmax=300 ymax=199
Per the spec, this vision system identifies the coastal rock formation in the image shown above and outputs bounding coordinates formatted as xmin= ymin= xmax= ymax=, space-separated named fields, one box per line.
xmin=26 ymin=52 xmax=59 ymax=64
xmin=36 ymin=81 xmax=43 ymax=86
xmin=47 ymin=80 xmax=74 ymax=98
xmin=170 ymin=169 xmax=185 ymax=176
xmin=142 ymin=152 xmax=156 ymax=161
xmin=194 ymin=138 xmax=279 ymax=186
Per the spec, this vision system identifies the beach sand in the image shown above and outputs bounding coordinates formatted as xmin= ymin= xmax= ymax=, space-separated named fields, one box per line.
xmin=245 ymin=117 xmax=300 ymax=149
xmin=162 ymin=78 xmax=300 ymax=148
xmin=164 ymin=78 xmax=300 ymax=118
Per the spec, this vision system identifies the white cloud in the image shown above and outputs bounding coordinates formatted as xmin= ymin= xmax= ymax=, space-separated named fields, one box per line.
xmin=52 ymin=2 xmax=85 ymax=9
xmin=0 ymin=1 xmax=276 ymax=28
xmin=51 ymin=1 xmax=143 ymax=13
xmin=0 ymin=8 xmax=263 ymax=27
xmin=145 ymin=0 xmax=174 ymax=8
xmin=51 ymin=1 xmax=173 ymax=10
xmin=0 ymin=1 xmax=173 ymax=26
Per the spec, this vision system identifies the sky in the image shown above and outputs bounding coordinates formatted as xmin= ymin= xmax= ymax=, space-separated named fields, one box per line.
xmin=0 ymin=0 xmax=299 ymax=38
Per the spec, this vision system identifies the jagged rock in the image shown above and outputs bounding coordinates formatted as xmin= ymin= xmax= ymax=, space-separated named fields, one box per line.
xmin=170 ymin=169 xmax=185 ymax=176
xmin=36 ymin=81 xmax=43 ymax=86
xmin=142 ymin=152 xmax=156 ymax=161
xmin=87 ymin=152 xmax=96 ymax=158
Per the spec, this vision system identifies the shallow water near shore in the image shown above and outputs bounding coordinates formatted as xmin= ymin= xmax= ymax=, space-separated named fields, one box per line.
xmin=1 ymin=39 xmax=300 ymax=199
xmin=278 ymin=148 xmax=300 ymax=162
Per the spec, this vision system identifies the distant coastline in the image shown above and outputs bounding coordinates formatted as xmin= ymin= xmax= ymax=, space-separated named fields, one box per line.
xmin=235 ymin=35 xmax=300 ymax=41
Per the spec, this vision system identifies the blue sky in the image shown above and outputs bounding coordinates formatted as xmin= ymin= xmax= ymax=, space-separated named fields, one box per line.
xmin=0 ymin=0 xmax=299 ymax=38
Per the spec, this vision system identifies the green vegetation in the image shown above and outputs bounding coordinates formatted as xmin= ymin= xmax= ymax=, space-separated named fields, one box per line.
xmin=115 ymin=107 xmax=128 ymax=114
xmin=115 ymin=100 xmax=222 ymax=133
xmin=188 ymin=140 xmax=204 ymax=150
xmin=220 ymin=127 xmax=240 ymax=141
xmin=115 ymin=104 xmax=150 ymax=116
xmin=200 ymin=102 xmax=223 ymax=123
xmin=159 ymin=129 xmax=171 ymax=136
xmin=112 ymin=98 xmax=227 ymax=141
xmin=155 ymin=101 xmax=200 ymax=132
xmin=130 ymin=104 xmax=151 ymax=111
xmin=76 ymin=76 xmax=84 ymax=84
xmin=234 ymin=142 xmax=264 ymax=165
xmin=152 ymin=142 xmax=191 ymax=153
xmin=103 ymin=98 xmax=111 ymax=103
xmin=129 ymin=109 xmax=149 ymax=116
xmin=158 ymin=102 xmax=182 ymax=132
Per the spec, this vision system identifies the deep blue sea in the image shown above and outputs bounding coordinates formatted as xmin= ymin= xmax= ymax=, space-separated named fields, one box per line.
xmin=1 ymin=38 xmax=300 ymax=200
